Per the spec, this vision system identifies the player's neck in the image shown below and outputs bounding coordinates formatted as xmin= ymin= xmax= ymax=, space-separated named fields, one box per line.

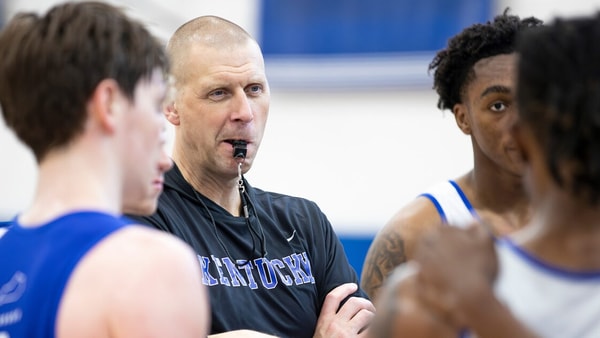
xmin=459 ymin=170 xmax=530 ymax=234
xmin=512 ymin=196 xmax=600 ymax=270
xmin=20 ymin=147 xmax=121 ymax=227
xmin=533 ymin=190 xmax=600 ymax=233
xmin=464 ymin=168 xmax=528 ymax=211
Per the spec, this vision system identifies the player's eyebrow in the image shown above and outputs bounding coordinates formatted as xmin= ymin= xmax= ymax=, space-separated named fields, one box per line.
xmin=481 ymin=85 xmax=511 ymax=98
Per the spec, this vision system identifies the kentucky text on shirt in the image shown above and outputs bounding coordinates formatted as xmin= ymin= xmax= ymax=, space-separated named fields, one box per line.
xmin=198 ymin=252 xmax=315 ymax=289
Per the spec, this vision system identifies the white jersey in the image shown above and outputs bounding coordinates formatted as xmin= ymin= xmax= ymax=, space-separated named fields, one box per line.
xmin=420 ymin=180 xmax=478 ymax=228
xmin=494 ymin=238 xmax=600 ymax=337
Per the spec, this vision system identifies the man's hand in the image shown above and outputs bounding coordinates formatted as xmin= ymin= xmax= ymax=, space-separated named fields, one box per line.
xmin=313 ymin=283 xmax=375 ymax=338
xmin=413 ymin=224 xmax=498 ymax=327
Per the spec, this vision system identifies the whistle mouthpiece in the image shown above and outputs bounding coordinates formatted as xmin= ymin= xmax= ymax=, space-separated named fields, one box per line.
xmin=232 ymin=140 xmax=247 ymax=159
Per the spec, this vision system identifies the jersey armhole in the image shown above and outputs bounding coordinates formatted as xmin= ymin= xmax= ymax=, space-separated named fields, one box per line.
xmin=419 ymin=193 xmax=448 ymax=224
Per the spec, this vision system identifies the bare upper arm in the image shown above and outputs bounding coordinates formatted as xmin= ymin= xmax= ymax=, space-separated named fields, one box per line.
xmin=360 ymin=196 xmax=443 ymax=301
xmin=56 ymin=226 xmax=209 ymax=338
xmin=370 ymin=264 xmax=457 ymax=338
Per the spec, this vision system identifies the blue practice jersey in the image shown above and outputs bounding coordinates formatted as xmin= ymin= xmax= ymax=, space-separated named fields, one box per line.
xmin=0 ymin=211 xmax=133 ymax=338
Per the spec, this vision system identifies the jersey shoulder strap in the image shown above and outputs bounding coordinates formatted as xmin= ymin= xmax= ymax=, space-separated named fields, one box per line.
xmin=419 ymin=180 xmax=478 ymax=228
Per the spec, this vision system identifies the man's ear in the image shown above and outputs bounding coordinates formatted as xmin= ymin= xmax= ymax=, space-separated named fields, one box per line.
xmin=453 ymin=103 xmax=472 ymax=135
xmin=164 ymin=101 xmax=180 ymax=126
xmin=89 ymin=79 xmax=121 ymax=134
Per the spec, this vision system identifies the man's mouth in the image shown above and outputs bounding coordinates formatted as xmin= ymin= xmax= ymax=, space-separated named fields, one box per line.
xmin=231 ymin=140 xmax=247 ymax=159
xmin=224 ymin=139 xmax=248 ymax=146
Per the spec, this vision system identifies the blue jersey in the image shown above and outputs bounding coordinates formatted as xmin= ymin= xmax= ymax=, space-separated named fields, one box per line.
xmin=0 ymin=211 xmax=133 ymax=338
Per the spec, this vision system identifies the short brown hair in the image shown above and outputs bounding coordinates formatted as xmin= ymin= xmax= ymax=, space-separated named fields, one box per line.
xmin=0 ymin=1 xmax=168 ymax=161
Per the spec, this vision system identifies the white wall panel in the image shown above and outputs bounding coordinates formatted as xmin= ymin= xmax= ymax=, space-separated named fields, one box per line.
xmin=2 ymin=0 xmax=600 ymax=233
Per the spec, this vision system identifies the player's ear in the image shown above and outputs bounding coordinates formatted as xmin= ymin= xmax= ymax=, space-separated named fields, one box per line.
xmin=89 ymin=79 xmax=121 ymax=134
xmin=164 ymin=101 xmax=180 ymax=126
xmin=453 ymin=103 xmax=471 ymax=135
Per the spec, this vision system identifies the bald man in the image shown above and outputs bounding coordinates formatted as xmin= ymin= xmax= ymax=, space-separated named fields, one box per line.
xmin=127 ymin=16 xmax=375 ymax=338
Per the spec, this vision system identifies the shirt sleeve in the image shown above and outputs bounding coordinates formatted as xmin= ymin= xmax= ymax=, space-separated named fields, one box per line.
xmin=307 ymin=201 xmax=369 ymax=309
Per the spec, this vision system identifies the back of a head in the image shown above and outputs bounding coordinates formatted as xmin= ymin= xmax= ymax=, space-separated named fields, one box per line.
xmin=516 ymin=13 xmax=600 ymax=205
xmin=430 ymin=10 xmax=543 ymax=111
xmin=166 ymin=15 xmax=255 ymax=86
xmin=0 ymin=1 xmax=168 ymax=162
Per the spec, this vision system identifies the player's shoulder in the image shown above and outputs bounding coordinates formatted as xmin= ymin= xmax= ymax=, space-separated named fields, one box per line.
xmin=383 ymin=195 xmax=444 ymax=236
xmin=368 ymin=192 xmax=445 ymax=265
xmin=72 ymin=224 xmax=197 ymax=283
xmin=69 ymin=225 xmax=201 ymax=312
xmin=104 ymin=225 xmax=196 ymax=264
xmin=57 ymin=226 xmax=205 ymax=337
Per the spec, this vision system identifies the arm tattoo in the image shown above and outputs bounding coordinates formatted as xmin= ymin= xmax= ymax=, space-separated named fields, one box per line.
xmin=362 ymin=231 xmax=407 ymax=299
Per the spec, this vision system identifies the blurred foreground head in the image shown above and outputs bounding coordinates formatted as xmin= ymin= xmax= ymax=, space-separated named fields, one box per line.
xmin=516 ymin=12 xmax=600 ymax=205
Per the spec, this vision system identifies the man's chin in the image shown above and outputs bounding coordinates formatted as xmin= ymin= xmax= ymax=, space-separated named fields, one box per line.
xmin=122 ymin=202 xmax=156 ymax=216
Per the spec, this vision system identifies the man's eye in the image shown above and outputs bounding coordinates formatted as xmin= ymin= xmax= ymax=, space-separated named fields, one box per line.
xmin=490 ymin=102 xmax=506 ymax=112
xmin=209 ymin=89 xmax=227 ymax=100
xmin=247 ymin=85 xmax=262 ymax=95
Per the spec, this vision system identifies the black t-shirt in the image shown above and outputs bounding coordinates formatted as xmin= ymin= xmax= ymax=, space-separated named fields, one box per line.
xmin=127 ymin=165 xmax=366 ymax=338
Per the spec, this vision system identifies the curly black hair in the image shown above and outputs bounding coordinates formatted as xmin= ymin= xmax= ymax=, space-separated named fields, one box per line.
xmin=517 ymin=13 xmax=600 ymax=205
xmin=429 ymin=9 xmax=542 ymax=111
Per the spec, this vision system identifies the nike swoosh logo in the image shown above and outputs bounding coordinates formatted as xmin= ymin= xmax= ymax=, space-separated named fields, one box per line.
xmin=286 ymin=230 xmax=297 ymax=242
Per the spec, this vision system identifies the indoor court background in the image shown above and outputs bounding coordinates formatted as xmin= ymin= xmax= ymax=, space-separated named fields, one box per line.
xmin=1 ymin=0 xmax=599 ymax=276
